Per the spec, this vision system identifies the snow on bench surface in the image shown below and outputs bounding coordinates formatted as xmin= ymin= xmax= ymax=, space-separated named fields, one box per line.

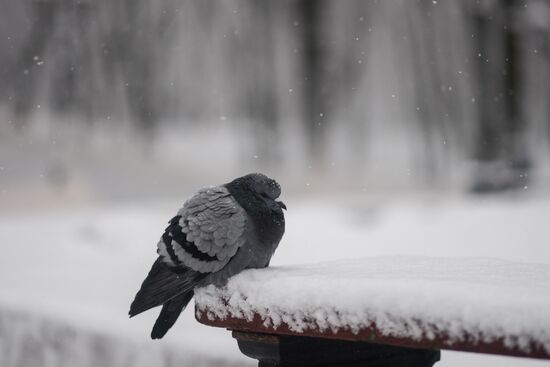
xmin=195 ymin=256 xmax=550 ymax=359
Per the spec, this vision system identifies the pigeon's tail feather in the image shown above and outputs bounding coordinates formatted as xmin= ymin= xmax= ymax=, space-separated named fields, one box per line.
xmin=151 ymin=291 xmax=194 ymax=339
xmin=129 ymin=258 xmax=203 ymax=317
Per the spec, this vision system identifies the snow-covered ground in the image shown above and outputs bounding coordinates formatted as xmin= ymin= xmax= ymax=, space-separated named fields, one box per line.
xmin=1 ymin=195 xmax=550 ymax=366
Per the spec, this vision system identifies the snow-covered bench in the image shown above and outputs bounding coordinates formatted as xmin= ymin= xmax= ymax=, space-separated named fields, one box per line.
xmin=195 ymin=257 xmax=550 ymax=366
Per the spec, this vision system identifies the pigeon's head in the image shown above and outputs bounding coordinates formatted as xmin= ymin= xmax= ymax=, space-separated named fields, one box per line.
xmin=227 ymin=173 xmax=286 ymax=211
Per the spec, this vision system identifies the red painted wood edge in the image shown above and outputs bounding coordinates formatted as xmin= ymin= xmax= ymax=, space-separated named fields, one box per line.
xmin=195 ymin=307 xmax=550 ymax=360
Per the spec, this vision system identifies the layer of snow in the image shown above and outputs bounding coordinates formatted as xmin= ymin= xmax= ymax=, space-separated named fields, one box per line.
xmin=196 ymin=257 xmax=550 ymax=353
xmin=0 ymin=304 xmax=238 ymax=367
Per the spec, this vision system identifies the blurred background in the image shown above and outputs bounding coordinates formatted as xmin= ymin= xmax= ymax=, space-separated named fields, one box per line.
xmin=1 ymin=0 xmax=550 ymax=366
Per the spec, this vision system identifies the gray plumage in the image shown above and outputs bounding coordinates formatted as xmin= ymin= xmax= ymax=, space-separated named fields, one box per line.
xmin=129 ymin=173 xmax=286 ymax=339
xmin=158 ymin=186 xmax=247 ymax=273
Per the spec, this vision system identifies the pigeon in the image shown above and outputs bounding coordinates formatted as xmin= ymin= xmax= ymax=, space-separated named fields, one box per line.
xmin=129 ymin=173 xmax=286 ymax=339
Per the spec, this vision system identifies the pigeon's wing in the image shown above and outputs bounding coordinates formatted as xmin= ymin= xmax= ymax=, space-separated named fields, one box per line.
xmin=128 ymin=258 xmax=202 ymax=317
xmin=157 ymin=186 xmax=248 ymax=273
xmin=129 ymin=187 xmax=247 ymax=319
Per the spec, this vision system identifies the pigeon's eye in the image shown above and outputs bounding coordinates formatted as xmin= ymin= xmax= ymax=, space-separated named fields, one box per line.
xmin=260 ymin=192 xmax=270 ymax=199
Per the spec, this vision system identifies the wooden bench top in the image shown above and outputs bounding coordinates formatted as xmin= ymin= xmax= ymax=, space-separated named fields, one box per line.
xmin=195 ymin=256 xmax=550 ymax=360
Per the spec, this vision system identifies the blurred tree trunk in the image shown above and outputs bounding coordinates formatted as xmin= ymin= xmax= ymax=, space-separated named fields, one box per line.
xmin=299 ymin=0 xmax=326 ymax=169
xmin=49 ymin=1 xmax=95 ymax=121
xmin=332 ymin=1 xmax=372 ymax=172
xmin=117 ymin=0 xmax=158 ymax=135
xmin=501 ymin=0 xmax=530 ymax=184
xmin=10 ymin=1 xmax=58 ymax=129
xmin=248 ymin=1 xmax=280 ymax=165
xmin=405 ymin=1 xmax=447 ymax=185
xmin=471 ymin=0 xmax=530 ymax=193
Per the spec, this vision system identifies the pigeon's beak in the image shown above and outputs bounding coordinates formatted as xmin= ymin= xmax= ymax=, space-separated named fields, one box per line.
xmin=277 ymin=201 xmax=287 ymax=210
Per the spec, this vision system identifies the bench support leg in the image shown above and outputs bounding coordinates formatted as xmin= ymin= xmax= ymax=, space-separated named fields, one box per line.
xmin=232 ymin=331 xmax=441 ymax=367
